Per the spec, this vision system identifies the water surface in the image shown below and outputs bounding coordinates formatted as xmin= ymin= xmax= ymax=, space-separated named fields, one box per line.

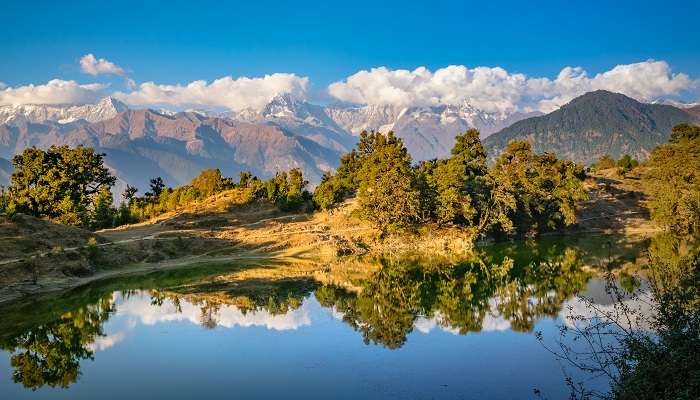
xmin=0 ymin=235 xmax=649 ymax=399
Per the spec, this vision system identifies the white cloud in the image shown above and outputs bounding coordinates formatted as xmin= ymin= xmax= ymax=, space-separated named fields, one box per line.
xmin=328 ymin=60 xmax=695 ymax=113
xmin=0 ymin=82 xmax=6 ymax=90
xmin=113 ymin=73 xmax=309 ymax=111
xmin=115 ymin=293 xmax=312 ymax=331
xmin=80 ymin=53 xmax=126 ymax=76
xmin=125 ymin=77 xmax=137 ymax=90
xmin=0 ymin=79 xmax=108 ymax=106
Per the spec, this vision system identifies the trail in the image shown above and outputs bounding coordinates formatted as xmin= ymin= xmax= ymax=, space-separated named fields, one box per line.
xmin=0 ymin=214 xmax=311 ymax=267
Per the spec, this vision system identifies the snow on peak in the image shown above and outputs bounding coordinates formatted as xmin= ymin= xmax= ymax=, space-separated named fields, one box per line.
xmin=0 ymin=96 xmax=129 ymax=124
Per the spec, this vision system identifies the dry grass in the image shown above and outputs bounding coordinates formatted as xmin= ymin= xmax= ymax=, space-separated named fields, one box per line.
xmin=573 ymin=168 xmax=660 ymax=237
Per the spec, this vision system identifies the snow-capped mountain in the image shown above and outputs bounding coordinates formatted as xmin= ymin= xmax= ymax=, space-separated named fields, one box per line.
xmin=224 ymin=94 xmax=357 ymax=154
xmin=324 ymin=104 xmax=404 ymax=135
xmin=323 ymin=102 xmax=539 ymax=160
xmin=0 ymin=92 xmax=541 ymax=190
xmin=0 ymin=97 xmax=128 ymax=125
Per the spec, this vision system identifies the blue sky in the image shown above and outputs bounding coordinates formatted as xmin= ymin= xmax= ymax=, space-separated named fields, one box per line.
xmin=1 ymin=0 xmax=698 ymax=111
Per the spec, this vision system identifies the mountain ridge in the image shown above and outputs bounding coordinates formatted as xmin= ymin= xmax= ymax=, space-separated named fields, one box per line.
xmin=483 ymin=90 xmax=700 ymax=165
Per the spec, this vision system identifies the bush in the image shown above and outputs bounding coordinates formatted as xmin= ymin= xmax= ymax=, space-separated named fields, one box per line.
xmin=595 ymin=154 xmax=617 ymax=170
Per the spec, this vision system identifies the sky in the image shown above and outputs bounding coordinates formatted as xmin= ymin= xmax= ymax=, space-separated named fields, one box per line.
xmin=1 ymin=0 xmax=698 ymax=113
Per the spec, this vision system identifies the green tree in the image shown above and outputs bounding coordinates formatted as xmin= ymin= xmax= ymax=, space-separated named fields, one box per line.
xmin=313 ymin=171 xmax=343 ymax=210
xmin=489 ymin=140 xmax=587 ymax=236
xmin=121 ymin=185 xmax=138 ymax=206
xmin=356 ymin=132 xmax=420 ymax=232
xmin=670 ymin=123 xmax=700 ymax=143
xmin=0 ymin=297 xmax=114 ymax=390
xmin=147 ymin=177 xmax=165 ymax=200
xmin=190 ymin=168 xmax=226 ymax=198
xmin=238 ymin=171 xmax=252 ymax=187
xmin=8 ymin=146 xmax=116 ymax=227
xmin=617 ymin=154 xmax=639 ymax=175
xmin=643 ymin=124 xmax=700 ymax=234
xmin=282 ymin=168 xmax=308 ymax=211
xmin=430 ymin=129 xmax=489 ymax=225
xmin=91 ymin=186 xmax=115 ymax=230
xmin=312 ymin=131 xmax=388 ymax=210
xmin=595 ymin=154 xmax=617 ymax=170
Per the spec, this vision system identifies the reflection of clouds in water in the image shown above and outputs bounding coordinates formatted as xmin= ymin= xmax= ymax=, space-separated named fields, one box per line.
xmin=327 ymin=299 xmax=512 ymax=335
xmin=413 ymin=309 xmax=511 ymax=335
xmin=113 ymin=293 xmax=312 ymax=331
xmin=88 ymin=331 xmax=127 ymax=352
xmin=559 ymin=279 xmax=654 ymax=331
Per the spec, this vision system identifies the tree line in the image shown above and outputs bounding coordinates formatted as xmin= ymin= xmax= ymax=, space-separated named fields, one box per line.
xmin=314 ymin=128 xmax=587 ymax=237
xmin=0 ymin=146 xmax=311 ymax=230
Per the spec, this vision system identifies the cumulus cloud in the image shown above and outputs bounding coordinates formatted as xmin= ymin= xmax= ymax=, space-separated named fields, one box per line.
xmin=0 ymin=79 xmax=108 ymax=106
xmin=80 ymin=53 xmax=126 ymax=76
xmin=328 ymin=60 xmax=695 ymax=113
xmin=113 ymin=73 xmax=309 ymax=111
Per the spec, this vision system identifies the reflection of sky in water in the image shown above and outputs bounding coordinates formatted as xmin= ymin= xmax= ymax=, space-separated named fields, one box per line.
xmin=116 ymin=292 xmax=313 ymax=331
xmin=0 ymin=279 xmax=623 ymax=400
xmin=560 ymin=280 xmax=654 ymax=331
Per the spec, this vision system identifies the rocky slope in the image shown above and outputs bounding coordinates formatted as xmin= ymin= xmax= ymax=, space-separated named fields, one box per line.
xmin=58 ymin=109 xmax=343 ymax=191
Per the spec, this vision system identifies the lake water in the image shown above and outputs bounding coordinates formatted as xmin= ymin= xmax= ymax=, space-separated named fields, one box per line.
xmin=0 ymin=235 xmax=650 ymax=399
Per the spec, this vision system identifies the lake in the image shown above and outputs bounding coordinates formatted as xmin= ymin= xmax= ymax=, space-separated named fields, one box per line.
xmin=0 ymin=235 xmax=651 ymax=399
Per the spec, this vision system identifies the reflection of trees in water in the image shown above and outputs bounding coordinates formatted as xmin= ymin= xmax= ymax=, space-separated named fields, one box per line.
xmin=317 ymin=246 xmax=591 ymax=348
xmin=538 ymin=233 xmax=700 ymax=400
xmin=148 ymin=277 xmax=316 ymax=320
xmin=0 ymin=296 xmax=114 ymax=390
xmin=0 ymin=238 xmax=630 ymax=389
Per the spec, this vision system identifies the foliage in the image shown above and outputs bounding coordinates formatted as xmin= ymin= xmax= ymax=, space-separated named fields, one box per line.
xmin=91 ymin=186 xmax=115 ymax=230
xmin=643 ymin=124 xmax=700 ymax=234
xmin=616 ymin=154 xmax=638 ymax=176
xmin=538 ymin=234 xmax=700 ymax=400
xmin=0 ymin=184 xmax=8 ymax=214
xmin=595 ymin=154 xmax=617 ymax=170
xmin=315 ymin=130 xmax=586 ymax=237
xmin=489 ymin=141 xmax=588 ymax=236
xmin=670 ymin=123 xmax=700 ymax=144
xmin=7 ymin=146 xmax=116 ymax=227
xmin=313 ymin=130 xmax=385 ymax=210
xmin=316 ymin=241 xmax=590 ymax=348
xmin=190 ymin=168 xmax=233 ymax=198
xmin=355 ymin=132 xmax=420 ymax=232
xmin=0 ymin=297 xmax=114 ymax=390
xmin=430 ymin=128 xmax=488 ymax=226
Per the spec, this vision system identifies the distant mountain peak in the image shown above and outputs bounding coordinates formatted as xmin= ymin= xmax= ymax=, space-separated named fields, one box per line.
xmin=262 ymin=92 xmax=309 ymax=118
xmin=97 ymin=96 xmax=128 ymax=111
xmin=484 ymin=90 xmax=700 ymax=165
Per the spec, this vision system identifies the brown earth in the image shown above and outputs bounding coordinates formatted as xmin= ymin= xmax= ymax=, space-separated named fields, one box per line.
xmin=572 ymin=167 xmax=661 ymax=237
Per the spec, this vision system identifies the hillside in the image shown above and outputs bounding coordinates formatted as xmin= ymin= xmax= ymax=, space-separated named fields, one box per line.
xmin=484 ymin=90 xmax=698 ymax=165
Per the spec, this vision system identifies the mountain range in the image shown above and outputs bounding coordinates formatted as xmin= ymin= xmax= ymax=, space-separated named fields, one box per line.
xmin=483 ymin=90 xmax=700 ymax=165
xmin=0 ymin=95 xmax=533 ymax=191
xmin=0 ymin=90 xmax=698 ymax=192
